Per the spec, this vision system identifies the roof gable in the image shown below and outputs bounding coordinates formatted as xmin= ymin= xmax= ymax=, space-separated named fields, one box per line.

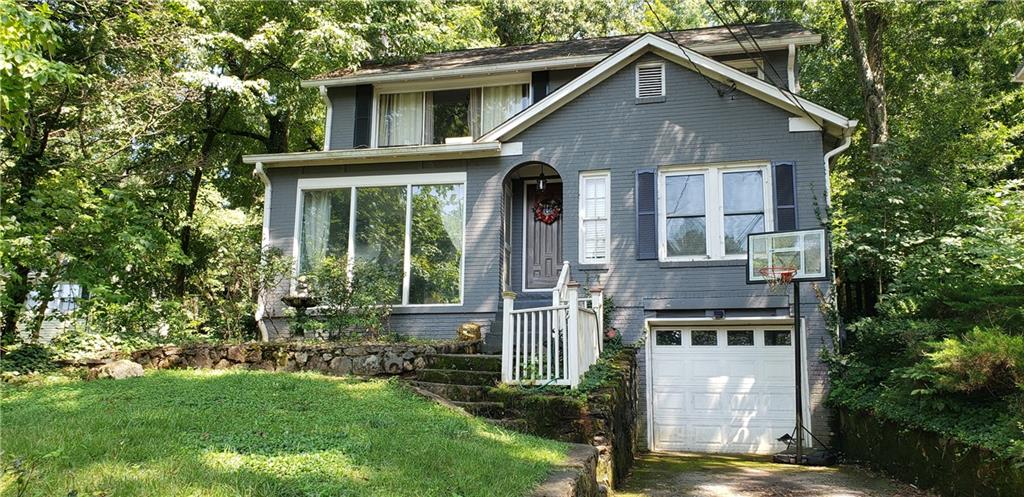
xmin=479 ymin=33 xmax=856 ymax=140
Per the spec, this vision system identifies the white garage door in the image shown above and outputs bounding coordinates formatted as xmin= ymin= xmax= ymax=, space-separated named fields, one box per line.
xmin=649 ymin=327 xmax=797 ymax=454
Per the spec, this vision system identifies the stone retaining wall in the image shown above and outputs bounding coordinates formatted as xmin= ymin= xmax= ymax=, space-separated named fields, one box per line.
xmin=490 ymin=347 xmax=639 ymax=490
xmin=131 ymin=340 xmax=479 ymax=376
xmin=836 ymin=407 xmax=1024 ymax=497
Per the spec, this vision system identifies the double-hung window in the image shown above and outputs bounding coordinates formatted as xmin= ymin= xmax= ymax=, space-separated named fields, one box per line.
xmin=296 ymin=173 xmax=466 ymax=306
xmin=658 ymin=164 xmax=772 ymax=260
xmin=579 ymin=171 xmax=611 ymax=264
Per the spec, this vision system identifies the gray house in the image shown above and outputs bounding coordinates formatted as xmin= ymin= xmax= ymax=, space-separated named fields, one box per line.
xmin=243 ymin=22 xmax=856 ymax=455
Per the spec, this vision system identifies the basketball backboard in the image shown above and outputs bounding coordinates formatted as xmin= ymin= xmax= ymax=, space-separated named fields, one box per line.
xmin=746 ymin=228 xmax=830 ymax=284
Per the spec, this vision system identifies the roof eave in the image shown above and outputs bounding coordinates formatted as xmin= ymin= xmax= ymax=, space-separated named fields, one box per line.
xmin=242 ymin=141 xmax=505 ymax=167
xmin=301 ymin=33 xmax=821 ymax=88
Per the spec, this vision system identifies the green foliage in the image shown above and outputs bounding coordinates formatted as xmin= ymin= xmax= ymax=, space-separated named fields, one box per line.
xmin=294 ymin=256 xmax=397 ymax=340
xmin=0 ymin=344 xmax=55 ymax=374
xmin=910 ymin=328 xmax=1024 ymax=397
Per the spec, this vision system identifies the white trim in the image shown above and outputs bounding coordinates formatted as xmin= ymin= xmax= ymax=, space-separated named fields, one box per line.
xmin=373 ymin=73 xmax=530 ymax=94
xmin=787 ymin=43 xmax=799 ymax=93
xmin=635 ymin=62 xmax=666 ymax=98
xmin=578 ymin=170 xmax=611 ymax=264
xmin=241 ymin=142 xmax=506 ymax=167
xmin=521 ymin=178 xmax=564 ymax=293
xmin=642 ymin=317 xmax=813 ymax=452
xmin=320 ymin=86 xmax=333 ymax=151
xmin=253 ymin=162 xmax=272 ymax=341
xmin=788 ymin=117 xmax=818 ymax=132
xmin=657 ymin=162 xmax=773 ymax=262
xmin=302 ymin=35 xmax=823 ymax=88
xmin=479 ymin=34 xmax=855 ymax=141
xmin=291 ymin=171 xmax=467 ymax=307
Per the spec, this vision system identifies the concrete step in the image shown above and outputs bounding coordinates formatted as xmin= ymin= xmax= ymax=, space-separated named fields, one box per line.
xmin=404 ymin=380 xmax=494 ymax=402
xmin=452 ymin=401 xmax=510 ymax=418
xmin=428 ymin=354 xmax=501 ymax=372
xmin=415 ymin=368 xmax=500 ymax=386
xmin=485 ymin=417 xmax=530 ymax=433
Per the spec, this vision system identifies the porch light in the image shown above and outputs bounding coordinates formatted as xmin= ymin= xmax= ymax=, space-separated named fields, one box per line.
xmin=537 ymin=168 xmax=547 ymax=191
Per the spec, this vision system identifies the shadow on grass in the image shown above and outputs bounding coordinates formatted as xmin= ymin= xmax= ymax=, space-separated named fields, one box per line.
xmin=1 ymin=370 xmax=565 ymax=497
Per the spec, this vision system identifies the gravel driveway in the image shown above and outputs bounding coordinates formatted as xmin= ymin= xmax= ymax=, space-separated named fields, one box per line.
xmin=617 ymin=452 xmax=936 ymax=497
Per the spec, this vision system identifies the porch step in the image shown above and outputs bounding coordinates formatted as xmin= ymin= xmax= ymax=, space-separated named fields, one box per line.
xmin=452 ymin=401 xmax=510 ymax=418
xmin=404 ymin=380 xmax=493 ymax=403
xmin=428 ymin=353 xmax=501 ymax=372
xmin=415 ymin=368 xmax=500 ymax=386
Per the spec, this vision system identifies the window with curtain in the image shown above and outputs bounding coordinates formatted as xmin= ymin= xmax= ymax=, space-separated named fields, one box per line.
xmin=298 ymin=179 xmax=465 ymax=305
xmin=299 ymin=188 xmax=351 ymax=273
xmin=579 ymin=171 xmax=610 ymax=263
xmin=376 ymin=83 xmax=528 ymax=146
xmin=377 ymin=92 xmax=424 ymax=146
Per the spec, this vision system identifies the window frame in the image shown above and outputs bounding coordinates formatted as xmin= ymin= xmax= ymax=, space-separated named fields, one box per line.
xmin=370 ymin=75 xmax=531 ymax=148
xmin=657 ymin=162 xmax=774 ymax=262
xmin=635 ymin=62 xmax=666 ymax=98
xmin=724 ymin=58 xmax=765 ymax=80
xmin=578 ymin=170 xmax=611 ymax=265
xmin=292 ymin=172 xmax=467 ymax=307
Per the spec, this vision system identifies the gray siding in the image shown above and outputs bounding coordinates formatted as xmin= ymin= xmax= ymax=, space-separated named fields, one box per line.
xmin=327 ymin=86 xmax=356 ymax=150
xmin=266 ymin=51 xmax=833 ymax=447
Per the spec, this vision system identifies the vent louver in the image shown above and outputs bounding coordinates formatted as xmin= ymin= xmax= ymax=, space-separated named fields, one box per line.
xmin=636 ymin=63 xmax=665 ymax=98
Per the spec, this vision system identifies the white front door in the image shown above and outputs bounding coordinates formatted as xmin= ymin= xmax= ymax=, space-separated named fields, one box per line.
xmin=649 ymin=327 xmax=797 ymax=454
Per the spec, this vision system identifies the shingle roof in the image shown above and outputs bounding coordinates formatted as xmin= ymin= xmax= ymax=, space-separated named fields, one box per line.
xmin=311 ymin=21 xmax=818 ymax=82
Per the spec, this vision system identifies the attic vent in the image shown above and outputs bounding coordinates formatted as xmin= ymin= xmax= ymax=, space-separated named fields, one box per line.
xmin=636 ymin=63 xmax=665 ymax=99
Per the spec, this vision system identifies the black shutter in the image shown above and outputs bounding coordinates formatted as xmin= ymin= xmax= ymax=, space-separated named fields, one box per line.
xmin=772 ymin=161 xmax=797 ymax=230
xmin=353 ymin=84 xmax=373 ymax=148
xmin=636 ymin=168 xmax=658 ymax=260
xmin=531 ymin=71 xmax=549 ymax=102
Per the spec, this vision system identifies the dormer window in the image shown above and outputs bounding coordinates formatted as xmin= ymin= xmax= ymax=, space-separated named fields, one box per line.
xmin=375 ymin=81 xmax=529 ymax=147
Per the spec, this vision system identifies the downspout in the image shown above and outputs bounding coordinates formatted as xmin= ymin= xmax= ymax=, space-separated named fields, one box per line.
xmin=320 ymin=86 xmax=332 ymax=151
xmin=822 ymin=123 xmax=855 ymax=207
xmin=253 ymin=161 xmax=272 ymax=341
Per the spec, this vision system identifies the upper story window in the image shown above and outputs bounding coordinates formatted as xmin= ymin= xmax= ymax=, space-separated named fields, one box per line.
xmin=375 ymin=82 xmax=530 ymax=147
xmin=724 ymin=58 xmax=764 ymax=80
xmin=658 ymin=163 xmax=773 ymax=261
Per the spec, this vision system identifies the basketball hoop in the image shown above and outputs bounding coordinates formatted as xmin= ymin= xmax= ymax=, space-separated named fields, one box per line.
xmin=759 ymin=266 xmax=797 ymax=291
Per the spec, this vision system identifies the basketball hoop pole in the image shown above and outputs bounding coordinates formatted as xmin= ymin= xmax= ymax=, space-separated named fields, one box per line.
xmin=792 ymin=281 xmax=804 ymax=464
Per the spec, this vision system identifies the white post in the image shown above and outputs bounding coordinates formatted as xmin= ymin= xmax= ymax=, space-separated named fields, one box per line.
xmin=565 ymin=281 xmax=581 ymax=388
xmin=501 ymin=291 xmax=516 ymax=383
xmin=590 ymin=285 xmax=604 ymax=354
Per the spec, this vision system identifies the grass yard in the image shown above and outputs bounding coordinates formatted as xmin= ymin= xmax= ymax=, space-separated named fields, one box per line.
xmin=0 ymin=370 xmax=566 ymax=497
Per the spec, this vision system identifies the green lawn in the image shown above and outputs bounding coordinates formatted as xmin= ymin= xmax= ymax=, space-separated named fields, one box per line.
xmin=0 ymin=370 xmax=566 ymax=497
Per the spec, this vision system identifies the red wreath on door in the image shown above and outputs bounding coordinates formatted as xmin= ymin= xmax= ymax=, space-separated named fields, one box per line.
xmin=533 ymin=198 xmax=562 ymax=224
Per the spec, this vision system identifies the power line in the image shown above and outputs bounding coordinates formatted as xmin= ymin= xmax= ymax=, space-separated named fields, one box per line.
xmin=643 ymin=0 xmax=727 ymax=98
xmin=725 ymin=2 xmax=825 ymax=132
xmin=702 ymin=0 xmax=825 ymax=131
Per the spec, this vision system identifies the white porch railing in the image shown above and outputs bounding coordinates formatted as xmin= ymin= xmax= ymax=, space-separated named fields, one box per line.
xmin=501 ymin=262 xmax=603 ymax=388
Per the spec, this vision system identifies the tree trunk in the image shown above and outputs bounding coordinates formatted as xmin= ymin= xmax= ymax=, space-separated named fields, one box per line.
xmin=841 ymin=0 xmax=889 ymax=157
xmin=265 ymin=110 xmax=290 ymax=154
xmin=174 ymin=99 xmax=229 ymax=297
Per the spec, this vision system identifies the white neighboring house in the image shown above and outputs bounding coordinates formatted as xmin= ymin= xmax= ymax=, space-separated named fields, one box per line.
xmin=18 ymin=282 xmax=83 ymax=343
xmin=1014 ymin=62 xmax=1024 ymax=83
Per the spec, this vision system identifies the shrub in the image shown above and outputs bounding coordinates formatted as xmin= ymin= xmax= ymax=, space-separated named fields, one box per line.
xmin=295 ymin=256 xmax=398 ymax=340
xmin=0 ymin=344 xmax=56 ymax=374
xmin=916 ymin=327 xmax=1024 ymax=396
